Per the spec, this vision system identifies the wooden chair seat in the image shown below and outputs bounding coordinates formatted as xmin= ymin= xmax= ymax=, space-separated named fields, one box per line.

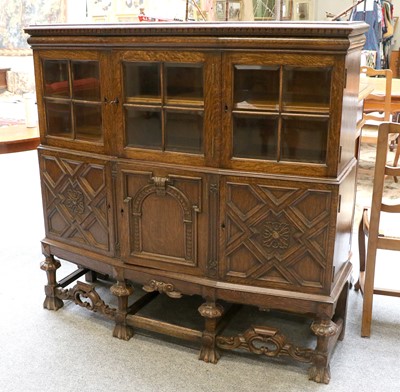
xmin=355 ymin=121 xmax=400 ymax=337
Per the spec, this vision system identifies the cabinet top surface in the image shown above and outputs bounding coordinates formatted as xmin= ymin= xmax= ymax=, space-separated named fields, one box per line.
xmin=25 ymin=21 xmax=369 ymax=38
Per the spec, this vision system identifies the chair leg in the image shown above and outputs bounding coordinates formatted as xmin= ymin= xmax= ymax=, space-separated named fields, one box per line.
xmin=394 ymin=141 xmax=400 ymax=183
xmin=361 ymin=246 xmax=378 ymax=338
xmin=355 ymin=210 xmax=367 ymax=291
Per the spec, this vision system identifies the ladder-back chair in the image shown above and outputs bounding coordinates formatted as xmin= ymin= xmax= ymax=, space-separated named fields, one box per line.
xmin=355 ymin=121 xmax=400 ymax=337
xmin=360 ymin=66 xmax=399 ymax=180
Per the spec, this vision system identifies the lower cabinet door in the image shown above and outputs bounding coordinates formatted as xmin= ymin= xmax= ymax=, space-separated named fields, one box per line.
xmin=39 ymin=149 xmax=115 ymax=256
xmin=220 ymin=176 xmax=338 ymax=294
xmin=118 ymin=164 xmax=208 ymax=275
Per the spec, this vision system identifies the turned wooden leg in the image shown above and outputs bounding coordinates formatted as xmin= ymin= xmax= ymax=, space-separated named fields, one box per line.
xmin=110 ymin=280 xmax=134 ymax=341
xmin=198 ymin=301 xmax=224 ymax=364
xmin=308 ymin=318 xmax=340 ymax=384
xmin=40 ymin=255 xmax=64 ymax=311
xmin=393 ymin=141 xmax=399 ymax=182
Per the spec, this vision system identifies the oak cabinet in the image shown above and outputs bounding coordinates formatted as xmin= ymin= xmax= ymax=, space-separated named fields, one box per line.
xmin=26 ymin=21 xmax=368 ymax=384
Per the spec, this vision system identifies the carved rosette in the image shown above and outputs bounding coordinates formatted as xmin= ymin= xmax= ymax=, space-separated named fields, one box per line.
xmin=263 ymin=221 xmax=290 ymax=250
xmin=63 ymin=186 xmax=85 ymax=215
xmin=142 ymin=279 xmax=182 ymax=299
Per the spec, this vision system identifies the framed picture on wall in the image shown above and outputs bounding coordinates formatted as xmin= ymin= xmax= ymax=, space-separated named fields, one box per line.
xmin=281 ymin=0 xmax=293 ymax=20
xmin=216 ymin=0 xmax=242 ymax=21
xmin=228 ymin=1 xmax=242 ymax=21
xmin=216 ymin=1 xmax=226 ymax=20
xmin=293 ymin=0 xmax=314 ymax=21
xmin=253 ymin=0 xmax=293 ymax=21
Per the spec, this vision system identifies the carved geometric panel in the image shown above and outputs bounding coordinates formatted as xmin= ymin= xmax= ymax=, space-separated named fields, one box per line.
xmin=223 ymin=181 xmax=334 ymax=292
xmin=40 ymin=153 xmax=112 ymax=254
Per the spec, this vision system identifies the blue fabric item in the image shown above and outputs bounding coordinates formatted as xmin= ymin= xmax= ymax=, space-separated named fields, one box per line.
xmin=351 ymin=1 xmax=382 ymax=69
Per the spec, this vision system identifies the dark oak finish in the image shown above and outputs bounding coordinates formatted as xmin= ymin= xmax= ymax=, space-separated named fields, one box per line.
xmin=27 ymin=21 xmax=368 ymax=384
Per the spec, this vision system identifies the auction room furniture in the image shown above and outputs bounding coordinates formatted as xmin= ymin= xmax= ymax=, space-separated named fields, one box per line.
xmin=363 ymin=74 xmax=400 ymax=114
xmin=358 ymin=66 xmax=398 ymax=148
xmin=0 ymin=124 xmax=39 ymax=154
xmin=359 ymin=66 xmax=400 ymax=176
xmin=355 ymin=121 xmax=400 ymax=337
xmin=26 ymin=21 xmax=368 ymax=384
xmin=360 ymin=66 xmax=392 ymax=125
xmin=0 ymin=68 xmax=10 ymax=91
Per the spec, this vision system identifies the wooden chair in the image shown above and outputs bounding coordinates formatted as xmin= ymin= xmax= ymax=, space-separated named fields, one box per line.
xmin=355 ymin=121 xmax=400 ymax=337
xmin=395 ymin=142 xmax=400 ymax=182
xmin=360 ymin=66 xmax=400 ymax=181
xmin=360 ymin=66 xmax=392 ymax=128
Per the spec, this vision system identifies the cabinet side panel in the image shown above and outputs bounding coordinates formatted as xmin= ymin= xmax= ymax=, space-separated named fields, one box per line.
xmin=339 ymin=49 xmax=363 ymax=173
xmin=333 ymin=163 xmax=357 ymax=282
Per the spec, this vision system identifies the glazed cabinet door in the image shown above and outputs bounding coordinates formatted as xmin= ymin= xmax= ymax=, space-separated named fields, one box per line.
xmin=220 ymin=176 xmax=340 ymax=294
xmin=220 ymin=52 xmax=345 ymax=177
xmin=118 ymin=164 xmax=209 ymax=275
xmin=113 ymin=50 xmax=220 ymax=167
xmin=34 ymin=50 xmax=113 ymax=154
xmin=39 ymin=149 xmax=115 ymax=256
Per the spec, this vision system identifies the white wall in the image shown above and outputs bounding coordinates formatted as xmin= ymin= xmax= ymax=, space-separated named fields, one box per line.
xmin=315 ymin=0 xmax=354 ymax=21
xmin=66 ymin=0 xmax=89 ymax=23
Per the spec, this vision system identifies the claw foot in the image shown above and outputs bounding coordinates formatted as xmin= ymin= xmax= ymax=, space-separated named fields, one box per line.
xmin=308 ymin=364 xmax=331 ymax=384
xmin=43 ymin=295 xmax=64 ymax=311
xmin=199 ymin=335 xmax=220 ymax=363
xmin=113 ymin=324 xmax=134 ymax=341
